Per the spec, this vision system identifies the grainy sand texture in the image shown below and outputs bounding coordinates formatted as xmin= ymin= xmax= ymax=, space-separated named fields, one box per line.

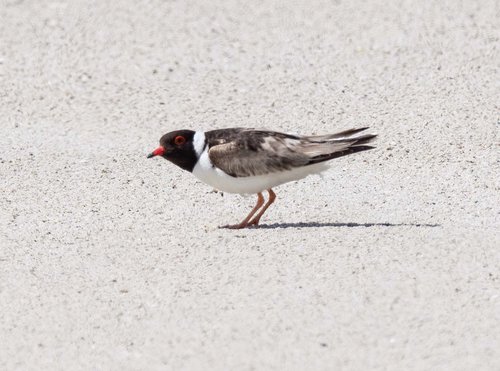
xmin=0 ymin=0 xmax=499 ymax=370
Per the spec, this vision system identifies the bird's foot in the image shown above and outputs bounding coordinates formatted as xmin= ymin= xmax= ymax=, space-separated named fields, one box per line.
xmin=219 ymin=223 xmax=248 ymax=229
xmin=219 ymin=220 xmax=262 ymax=229
xmin=247 ymin=218 xmax=261 ymax=227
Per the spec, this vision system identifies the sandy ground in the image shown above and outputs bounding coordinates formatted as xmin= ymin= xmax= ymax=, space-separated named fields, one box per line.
xmin=0 ymin=0 xmax=499 ymax=369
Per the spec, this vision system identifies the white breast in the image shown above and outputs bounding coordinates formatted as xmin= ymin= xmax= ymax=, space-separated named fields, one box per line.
xmin=191 ymin=131 xmax=329 ymax=194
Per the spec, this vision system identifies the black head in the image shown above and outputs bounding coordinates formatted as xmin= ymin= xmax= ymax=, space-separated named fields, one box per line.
xmin=147 ymin=130 xmax=198 ymax=172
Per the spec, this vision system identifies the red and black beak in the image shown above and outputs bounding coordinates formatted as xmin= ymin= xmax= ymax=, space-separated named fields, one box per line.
xmin=147 ymin=146 xmax=165 ymax=158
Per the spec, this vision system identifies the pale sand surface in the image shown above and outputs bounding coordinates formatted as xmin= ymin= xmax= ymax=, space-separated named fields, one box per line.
xmin=0 ymin=0 xmax=499 ymax=370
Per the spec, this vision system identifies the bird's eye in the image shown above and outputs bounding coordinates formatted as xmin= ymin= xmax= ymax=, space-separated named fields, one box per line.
xmin=174 ymin=136 xmax=186 ymax=145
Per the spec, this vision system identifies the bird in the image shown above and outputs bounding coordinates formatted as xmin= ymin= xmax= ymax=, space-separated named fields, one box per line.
xmin=147 ymin=127 xmax=376 ymax=229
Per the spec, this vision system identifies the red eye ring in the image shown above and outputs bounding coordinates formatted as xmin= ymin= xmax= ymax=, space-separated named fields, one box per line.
xmin=174 ymin=135 xmax=186 ymax=145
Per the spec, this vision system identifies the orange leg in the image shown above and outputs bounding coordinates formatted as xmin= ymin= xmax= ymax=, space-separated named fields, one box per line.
xmin=221 ymin=192 xmax=265 ymax=229
xmin=248 ymin=189 xmax=276 ymax=226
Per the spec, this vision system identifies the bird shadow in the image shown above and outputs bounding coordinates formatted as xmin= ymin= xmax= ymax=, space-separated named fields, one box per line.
xmin=254 ymin=221 xmax=441 ymax=229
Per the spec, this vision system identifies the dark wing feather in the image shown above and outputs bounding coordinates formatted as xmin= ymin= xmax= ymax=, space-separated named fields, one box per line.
xmin=207 ymin=128 xmax=377 ymax=178
xmin=304 ymin=127 xmax=369 ymax=141
xmin=208 ymin=134 xmax=309 ymax=177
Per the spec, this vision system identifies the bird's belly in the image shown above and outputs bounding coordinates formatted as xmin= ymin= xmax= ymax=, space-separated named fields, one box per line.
xmin=192 ymin=153 xmax=329 ymax=194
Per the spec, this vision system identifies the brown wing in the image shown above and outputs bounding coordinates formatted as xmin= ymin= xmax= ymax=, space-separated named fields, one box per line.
xmin=207 ymin=133 xmax=310 ymax=177
xmin=207 ymin=128 xmax=377 ymax=178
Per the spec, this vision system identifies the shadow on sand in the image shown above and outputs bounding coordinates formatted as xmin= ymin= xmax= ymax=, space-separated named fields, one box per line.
xmin=255 ymin=222 xmax=441 ymax=229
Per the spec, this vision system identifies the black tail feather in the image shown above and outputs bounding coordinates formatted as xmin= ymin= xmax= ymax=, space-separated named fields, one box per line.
xmin=349 ymin=133 xmax=377 ymax=146
xmin=330 ymin=127 xmax=370 ymax=138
